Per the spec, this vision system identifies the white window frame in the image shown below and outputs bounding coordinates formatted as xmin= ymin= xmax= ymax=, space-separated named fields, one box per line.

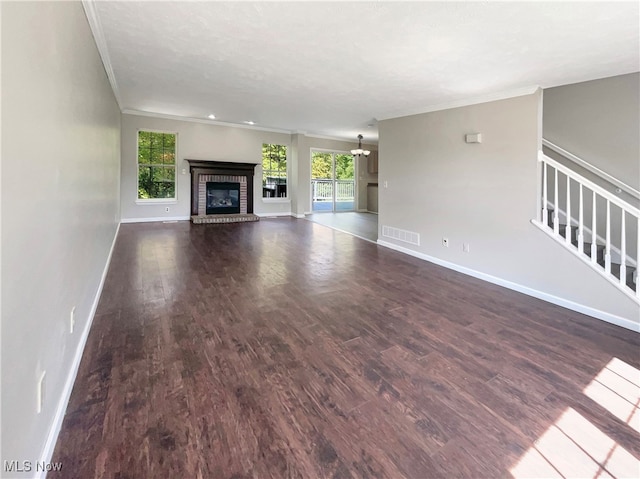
xmin=310 ymin=148 xmax=358 ymax=212
xmin=261 ymin=143 xmax=290 ymax=203
xmin=136 ymin=128 xmax=178 ymax=205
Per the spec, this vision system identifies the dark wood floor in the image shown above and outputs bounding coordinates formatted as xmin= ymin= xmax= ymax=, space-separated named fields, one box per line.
xmin=51 ymin=218 xmax=640 ymax=479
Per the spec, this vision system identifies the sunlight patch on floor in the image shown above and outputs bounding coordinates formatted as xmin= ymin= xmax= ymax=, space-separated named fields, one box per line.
xmin=511 ymin=358 xmax=640 ymax=478
xmin=584 ymin=358 xmax=640 ymax=434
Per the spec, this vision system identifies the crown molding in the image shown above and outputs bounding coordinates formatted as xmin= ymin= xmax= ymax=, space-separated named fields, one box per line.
xmin=122 ymin=110 xmax=380 ymax=144
xmin=121 ymin=109 xmax=294 ymax=135
xmin=82 ymin=0 xmax=122 ymax=109
xmin=303 ymin=133 xmax=379 ymax=145
xmin=376 ymin=85 xmax=541 ymax=121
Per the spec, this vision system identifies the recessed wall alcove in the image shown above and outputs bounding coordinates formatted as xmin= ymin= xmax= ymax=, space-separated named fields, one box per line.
xmin=187 ymin=160 xmax=259 ymax=224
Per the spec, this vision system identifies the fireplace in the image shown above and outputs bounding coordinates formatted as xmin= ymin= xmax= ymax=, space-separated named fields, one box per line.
xmin=187 ymin=160 xmax=259 ymax=224
xmin=207 ymin=182 xmax=240 ymax=215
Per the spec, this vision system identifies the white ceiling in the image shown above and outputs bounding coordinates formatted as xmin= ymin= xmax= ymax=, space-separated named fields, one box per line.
xmin=88 ymin=1 xmax=639 ymax=142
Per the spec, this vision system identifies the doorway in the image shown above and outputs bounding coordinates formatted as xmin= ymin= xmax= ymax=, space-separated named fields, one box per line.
xmin=311 ymin=151 xmax=356 ymax=212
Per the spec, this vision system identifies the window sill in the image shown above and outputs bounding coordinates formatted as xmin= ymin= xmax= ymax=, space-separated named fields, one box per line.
xmin=135 ymin=199 xmax=178 ymax=205
xmin=261 ymin=197 xmax=290 ymax=204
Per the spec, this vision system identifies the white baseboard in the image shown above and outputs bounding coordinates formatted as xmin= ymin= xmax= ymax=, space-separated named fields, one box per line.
xmin=292 ymin=213 xmax=306 ymax=219
xmin=121 ymin=215 xmax=190 ymax=223
xmin=37 ymin=222 xmax=121 ymax=478
xmin=256 ymin=212 xmax=292 ymax=218
xmin=357 ymin=208 xmax=368 ymax=213
xmin=377 ymin=239 xmax=640 ymax=333
xmin=531 ymin=219 xmax=639 ymax=304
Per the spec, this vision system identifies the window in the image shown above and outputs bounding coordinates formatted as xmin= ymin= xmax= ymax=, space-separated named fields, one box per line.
xmin=137 ymin=130 xmax=176 ymax=200
xmin=311 ymin=150 xmax=356 ymax=212
xmin=262 ymin=143 xmax=287 ymax=198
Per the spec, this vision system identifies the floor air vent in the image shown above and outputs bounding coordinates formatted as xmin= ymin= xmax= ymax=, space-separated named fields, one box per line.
xmin=382 ymin=225 xmax=420 ymax=246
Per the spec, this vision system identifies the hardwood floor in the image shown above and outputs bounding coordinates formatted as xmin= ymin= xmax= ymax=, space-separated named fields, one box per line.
xmin=305 ymin=212 xmax=378 ymax=242
xmin=51 ymin=218 xmax=640 ymax=478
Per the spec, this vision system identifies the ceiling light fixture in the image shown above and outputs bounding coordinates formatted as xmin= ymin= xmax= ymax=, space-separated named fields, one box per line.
xmin=208 ymin=114 xmax=216 ymax=119
xmin=351 ymin=134 xmax=370 ymax=158
xmin=244 ymin=121 xmax=255 ymax=125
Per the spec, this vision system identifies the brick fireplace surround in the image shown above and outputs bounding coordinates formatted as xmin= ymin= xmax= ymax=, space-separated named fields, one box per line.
xmin=187 ymin=160 xmax=259 ymax=224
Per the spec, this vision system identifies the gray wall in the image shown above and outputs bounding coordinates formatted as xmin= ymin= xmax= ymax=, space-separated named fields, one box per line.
xmin=121 ymin=114 xmax=294 ymax=220
xmin=378 ymin=91 xmax=638 ymax=326
xmin=1 ymin=1 xmax=121 ymax=472
xmin=120 ymin=114 xmax=378 ymax=221
xmin=543 ymin=73 xmax=640 ymax=190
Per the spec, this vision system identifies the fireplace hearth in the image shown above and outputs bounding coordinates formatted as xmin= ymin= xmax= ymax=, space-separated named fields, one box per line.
xmin=187 ymin=160 xmax=259 ymax=224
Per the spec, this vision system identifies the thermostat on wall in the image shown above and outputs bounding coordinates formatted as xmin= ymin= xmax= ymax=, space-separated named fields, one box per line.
xmin=465 ymin=133 xmax=482 ymax=143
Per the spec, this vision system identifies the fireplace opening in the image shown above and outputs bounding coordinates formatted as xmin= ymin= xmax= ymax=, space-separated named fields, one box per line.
xmin=206 ymin=182 xmax=240 ymax=215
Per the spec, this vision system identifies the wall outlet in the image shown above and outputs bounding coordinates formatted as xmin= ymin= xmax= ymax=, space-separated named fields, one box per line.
xmin=37 ymin=371 xmax=46 ymax=414
xmin=442 ymin=237 xmax=449 ymax=247
xmin=463 ymin=243 xmax=470 ymax=253
xmin=70 ymin=306 xmax=76 ymax=334
xmin=165 ymin=207 xmax=170 ymax=212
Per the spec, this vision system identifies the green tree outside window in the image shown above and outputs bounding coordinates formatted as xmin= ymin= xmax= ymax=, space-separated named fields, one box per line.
xmin=138 ymin=131 xmax=176 ymax=199
xmin=262 ymin=144 xmax=287 ymax=197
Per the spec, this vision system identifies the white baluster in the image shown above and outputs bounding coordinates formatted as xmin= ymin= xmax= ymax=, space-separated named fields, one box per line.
xmin=605 ymin=200 xmax=611 ymax=274
xmin=578 ymin=184 xmax=584 ymax=254
xmin=565 ymin=175 xmax=571 ymax=244
xmin=620 ymin=211 xmax=626 ymax=287
xmin=542 ymin=161 xmax=548 ymax=226
xmin=591 ymin=191 xmax=597 ymax=264
xmin=553 ymin=168 xmax=559 ymax=235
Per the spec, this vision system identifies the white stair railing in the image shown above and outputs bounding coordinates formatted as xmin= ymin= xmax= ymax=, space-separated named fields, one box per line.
xmin=533 ymin=151 xmax=640 ymax=303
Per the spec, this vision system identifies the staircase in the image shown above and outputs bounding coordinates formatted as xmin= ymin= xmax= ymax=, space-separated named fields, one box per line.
xmin=532 ymin=146 xmax=640 ymax=304
xmin=545 ymin=209 xmax=636 ymax=289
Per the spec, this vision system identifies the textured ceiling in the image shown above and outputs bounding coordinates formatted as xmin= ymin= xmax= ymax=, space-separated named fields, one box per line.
xmin=89 ymin=1 xmax=639 ymax=141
